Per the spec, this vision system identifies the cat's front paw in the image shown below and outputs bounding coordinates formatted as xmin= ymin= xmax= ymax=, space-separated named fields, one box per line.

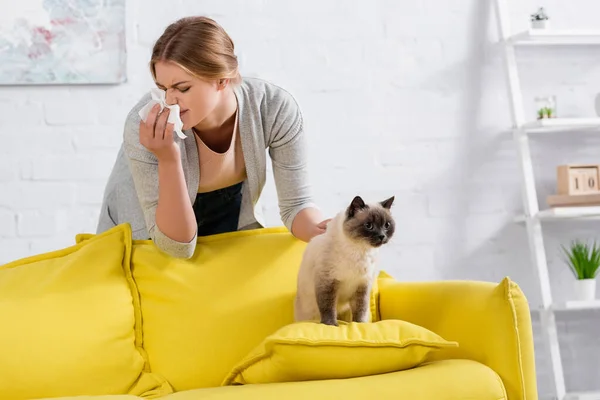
xmin=352 ymin=311 xmax=370 ymax=323
xmin=320 ymin=317 xmax=339 ymax=326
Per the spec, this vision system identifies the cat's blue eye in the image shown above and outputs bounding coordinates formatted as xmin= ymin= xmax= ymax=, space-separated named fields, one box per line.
xmin=365 ymin=223 xmax=373 ymax=230
xmin=384 ymin=221 xmax=391 ymax=229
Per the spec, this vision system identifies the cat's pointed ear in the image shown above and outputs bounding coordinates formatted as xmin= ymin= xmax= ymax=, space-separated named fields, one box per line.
xmin=347 ymin=196 xmax=367 ymax=218
xmin=380 ymin=196 xmax=395 ymax=209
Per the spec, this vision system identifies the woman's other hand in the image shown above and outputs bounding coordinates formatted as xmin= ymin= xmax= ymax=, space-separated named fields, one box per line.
xmin=316 ymin=218 xmax=331 ymax=234
xmin=291 ymin=208 xmax=331 ymax=242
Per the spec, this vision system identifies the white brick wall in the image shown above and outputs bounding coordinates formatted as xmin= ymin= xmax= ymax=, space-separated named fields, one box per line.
xmin=1 ymin=0 xmax=600 ymax=396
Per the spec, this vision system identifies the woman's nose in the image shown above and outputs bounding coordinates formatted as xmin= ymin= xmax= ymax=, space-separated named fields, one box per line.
xmin=165 ymin=89 xmax=177 ymax=106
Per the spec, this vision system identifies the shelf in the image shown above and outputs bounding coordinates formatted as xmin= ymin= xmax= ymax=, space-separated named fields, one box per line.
xmin=519 ymin=118 xmax=600 ymax=133
xmin=551 ymin=300 xmax=600 ymax=311
xmin=538 ymin=206 xmax=600 ymax=219
xmin=516 ymin=206 xmax=600 ymax=222
xmin=565 ymin=391 xmax=600 ymax=400
xmin=508 ymin=29 xmax=600 ymax=46
xmin=534 ymin=300 xmax=600 ymax=312
xmin=537 ymin=206 xmax=600 ymax=220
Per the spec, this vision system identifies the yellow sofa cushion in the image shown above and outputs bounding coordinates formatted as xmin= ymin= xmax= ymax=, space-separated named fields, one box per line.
xmin=222 ymin=319 xmax=458 ymax=385
xmin=112 ymin=227 xmax=379 ymax=392
xmin=164 ymin=359 xmax=506 ymax=400
xmin=0 ymin=224 xmax=171 ymax=400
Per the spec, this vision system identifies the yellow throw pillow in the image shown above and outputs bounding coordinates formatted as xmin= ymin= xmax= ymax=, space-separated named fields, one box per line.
xmin=222 ymin=319 xmax=459 ymax=385
xmin=0 ymin=224 xmax=171 ymax=400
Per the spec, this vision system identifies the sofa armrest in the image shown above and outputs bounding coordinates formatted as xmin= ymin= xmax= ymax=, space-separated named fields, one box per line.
xmin=376 ymin=272 xmax=538 ymax=400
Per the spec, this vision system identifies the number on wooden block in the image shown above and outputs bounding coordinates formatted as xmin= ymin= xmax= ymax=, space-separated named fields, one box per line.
xmin=557 ymin=165 xmax=600 ymax=195
xmin=572 ymin=168 xmax=598 ymax=194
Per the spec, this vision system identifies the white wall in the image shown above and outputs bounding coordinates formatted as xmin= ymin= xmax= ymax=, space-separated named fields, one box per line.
xmin=1 ymin=0 xmax=600 ymax=397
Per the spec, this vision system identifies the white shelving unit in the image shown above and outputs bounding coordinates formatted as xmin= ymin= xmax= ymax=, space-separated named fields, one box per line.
xmin=515 ymin=206 xmax=600 ymax=223
xmin=566 ymin=393 xmax=600 ymax=400
xmin=493 ymin=1 xmax=600 ymax=399
xmin=521 ymin=118 xmax=600 ymax=133
xmin=552 ymin=300 xmax=600 ymax=311
xmin=508 ymin=29 xmax=600 ymax=45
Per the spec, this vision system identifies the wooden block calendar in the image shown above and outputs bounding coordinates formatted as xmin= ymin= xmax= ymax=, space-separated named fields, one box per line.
xmin=547 ymin=164 xmax=600 ymax=207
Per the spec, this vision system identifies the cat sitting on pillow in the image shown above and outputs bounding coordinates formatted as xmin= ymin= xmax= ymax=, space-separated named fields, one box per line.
xmin=294 ymin=195 xmax=395 ymax=326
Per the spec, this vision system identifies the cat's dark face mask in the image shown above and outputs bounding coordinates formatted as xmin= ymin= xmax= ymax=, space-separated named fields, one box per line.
xmin=343 ymin=196 xmax=396 ymax=247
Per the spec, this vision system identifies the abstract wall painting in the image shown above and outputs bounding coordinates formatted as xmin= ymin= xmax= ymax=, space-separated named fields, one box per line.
xmin=0 ymin=0 xmax=127 ymax=85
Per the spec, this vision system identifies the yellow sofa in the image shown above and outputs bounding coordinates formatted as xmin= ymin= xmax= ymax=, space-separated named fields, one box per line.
xmin=0 ymin=224 xmax=538 ymax=400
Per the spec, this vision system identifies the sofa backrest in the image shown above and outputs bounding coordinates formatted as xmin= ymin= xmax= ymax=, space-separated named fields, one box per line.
xmin=129 ymin=226 xmax=308 ymax=391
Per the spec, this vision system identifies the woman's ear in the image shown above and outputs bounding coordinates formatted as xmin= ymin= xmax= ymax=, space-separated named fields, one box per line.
xmin=218 ymin=78 xmax=229 ymax=90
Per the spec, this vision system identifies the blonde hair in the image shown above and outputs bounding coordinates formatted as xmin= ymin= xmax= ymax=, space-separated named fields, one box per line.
xmin=150 ymin=16 xmax=241 ymax=85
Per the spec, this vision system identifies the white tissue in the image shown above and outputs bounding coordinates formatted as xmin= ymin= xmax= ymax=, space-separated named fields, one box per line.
xmin=138 ymin=88 xmax=187 ymax=139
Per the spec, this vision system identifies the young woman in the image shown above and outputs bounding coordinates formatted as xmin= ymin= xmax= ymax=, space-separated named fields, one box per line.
xmin=96 ymin=16 xmax=328 ymax=259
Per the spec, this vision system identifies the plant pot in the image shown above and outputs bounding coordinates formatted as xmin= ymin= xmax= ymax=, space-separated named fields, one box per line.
xmin=531 ymin=20 xmax=549 ymax=29
xmin=573 ymin=278 xmax=596 ymax=301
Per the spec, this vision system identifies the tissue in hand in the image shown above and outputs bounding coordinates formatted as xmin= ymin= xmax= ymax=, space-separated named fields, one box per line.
xmin=138 ymin=88 xmax=187 ymax=139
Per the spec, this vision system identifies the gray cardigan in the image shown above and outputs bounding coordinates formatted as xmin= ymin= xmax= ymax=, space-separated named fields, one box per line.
xmin=96 ymin=77 xmax=317 ymax=258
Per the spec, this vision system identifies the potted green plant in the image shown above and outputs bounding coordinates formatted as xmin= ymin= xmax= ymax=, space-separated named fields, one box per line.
xmin=537 ymin=108 xmax=545 ymax=120
xmin=530 ymin=7 xmax=550 ymax=29
xmin=534 ymin=95 xmax=557 ymax=120
xmin=537 ymin=106 xmax=554 ymax=119
xmin=561 ymin=240 xmax=600 ymax=301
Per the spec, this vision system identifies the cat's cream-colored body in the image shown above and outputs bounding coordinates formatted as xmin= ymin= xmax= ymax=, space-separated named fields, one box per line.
xmin=293 ymin=210 xmax=379 ymax=323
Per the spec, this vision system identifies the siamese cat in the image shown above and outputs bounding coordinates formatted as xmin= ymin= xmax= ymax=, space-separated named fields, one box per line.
xmin=294 ymin=195 xmax=396 ymax=326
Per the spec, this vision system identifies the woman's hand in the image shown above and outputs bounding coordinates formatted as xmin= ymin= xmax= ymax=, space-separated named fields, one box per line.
xmin=316 ymin=218 xmax=332 ymax=235
xmin=139 ymin=104 xmax=180 ymax=163
xmin=291 ymin=208 xmax=331 ymax=242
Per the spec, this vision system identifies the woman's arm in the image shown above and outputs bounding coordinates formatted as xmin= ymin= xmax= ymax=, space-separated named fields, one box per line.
xmin=123 ymin=100 xmax=198 ymax=259
xmin=155 ymin=156 xmax=197 ymax=243
xmin=143 ymin=106 xmax=197 ymax=244
xmin=266 ymin=88 xmax=329 ymax=242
